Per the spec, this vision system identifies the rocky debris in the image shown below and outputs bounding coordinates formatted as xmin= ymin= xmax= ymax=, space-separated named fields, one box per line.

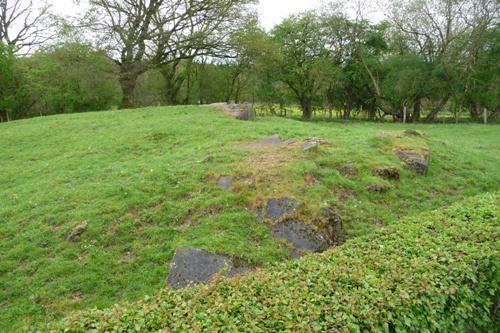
xmin=270 ymin=221 xmax=329 ymax=258
xmin=303 ymin=138 xmax=329 ymax=151
xmin=320 ymin=208 xmax=345 ymax=246
xmin=217 ymin=176 xmax=234 ymax=190
xmin=212 ymin=103 xmax=256 ymax=121
xmin=367 ymin=184 xmax=391 ymax=193
xmin=394 ymin=149 xmax=430 ymax=175
xmin=264 ymin=198 xmax=299 ymax=220
xmin=338 ymin=162 xmax=358 ymax=177
xmin=66 ymin=221 xmax=88 ymax=242
xmin=244 ymin=135 xmax=296 ymax=149
xmin=166 ymin=248 xmax=250 ymax=289
xmin=404 ymin=129 xmax=423 ymax=137
xmin=373 ymin=166 xmax=400 ymax=180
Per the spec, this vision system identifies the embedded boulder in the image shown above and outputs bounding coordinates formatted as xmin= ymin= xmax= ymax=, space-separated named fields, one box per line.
xmin=166 ymin=248 xmax=249 ymax=289
xmin=394 ymin=149 xmax=430 ymax=175
xmin=270 ymin=221 xmax=329 ymax=258
xmin=263 ymin=198 xmax=299 ymax=220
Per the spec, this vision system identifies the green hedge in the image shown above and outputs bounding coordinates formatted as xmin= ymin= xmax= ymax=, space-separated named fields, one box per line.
xmin=45 ymin=193 xmax=499 ymax=332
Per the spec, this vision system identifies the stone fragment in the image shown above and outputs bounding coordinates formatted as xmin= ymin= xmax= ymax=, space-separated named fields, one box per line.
xmin=367 ymin=184 xmax=391 ymax=193
xmin=66 ymin=221 xmax=88 ymax=242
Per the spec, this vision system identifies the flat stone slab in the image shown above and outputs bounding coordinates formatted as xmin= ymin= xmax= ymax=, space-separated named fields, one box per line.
xmin=271 ymin=221 xmax=329 ymax=257
xmin=166 ymin=248 xmax=248 ymax=289
xmin=265 ymin=198 xmax=299 ymax=220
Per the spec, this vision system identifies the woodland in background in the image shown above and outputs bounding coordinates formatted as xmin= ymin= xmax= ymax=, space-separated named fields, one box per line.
xmin=0 ymin=0 xmax=499 ymax=123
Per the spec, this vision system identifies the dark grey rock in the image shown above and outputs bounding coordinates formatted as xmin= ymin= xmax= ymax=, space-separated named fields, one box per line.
xmin=271 ymin=221 xmax=329 ymax=258
xmin=217 ymin=176 xmax=234 ymax=190
xmin=66 ymin=221 xmax=88 ymax=242
xmin=166 ymin=248 xmax=248 ymax=289
xmin=373 ymin=166 xmax=400 ymax=180
xmin=394 ymin=150 xmax=429 ymax=175
xmin=367 ymin=184 xmax=391 ymax=193
xmin=265 ymin=198 xmax=299 ymax=220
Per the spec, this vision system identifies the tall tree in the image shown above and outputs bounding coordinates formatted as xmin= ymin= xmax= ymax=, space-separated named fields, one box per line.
xmin=0 ymin=0 xmax=53 ymax=53
xmin=272 ymin=12 xmax=331 ymax=119
xmin=89 ymin=0 xmax=254 ymax=109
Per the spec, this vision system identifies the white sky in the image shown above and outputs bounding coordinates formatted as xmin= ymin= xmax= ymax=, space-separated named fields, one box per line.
xmin=49 ymin=0 xmax=324 ymax=31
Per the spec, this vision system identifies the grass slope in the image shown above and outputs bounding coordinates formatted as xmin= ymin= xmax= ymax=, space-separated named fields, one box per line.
xmin=48 ymin=192 xmax=500 ymax=332
xmin=1 ymin=106 xmax=499 ymax=330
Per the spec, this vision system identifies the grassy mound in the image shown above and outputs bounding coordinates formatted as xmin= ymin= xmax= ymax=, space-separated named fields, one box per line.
xmin=1 ymin=106 xmax=499 ymax=329
xmin=46 ymin=192 xmax=499 ymax=332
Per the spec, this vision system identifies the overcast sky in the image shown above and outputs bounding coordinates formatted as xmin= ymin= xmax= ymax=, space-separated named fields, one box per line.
xmin=48 ymin=0 xmax=324 ymax=31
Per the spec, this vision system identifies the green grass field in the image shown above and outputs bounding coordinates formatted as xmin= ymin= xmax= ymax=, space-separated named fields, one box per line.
xmin=1 ymin=106 xmax=499 ymax=330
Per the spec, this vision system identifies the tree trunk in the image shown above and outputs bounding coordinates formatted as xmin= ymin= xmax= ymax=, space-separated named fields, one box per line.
xmin=119 ymin=71 xmax=139 ymax=109
xmin=469 ymin=103 xmax=479 ymax=121
xmin=301 ymin=98 xmax=313 ymax=120
xmin=413 ymin=98 xmax=421 ymax=122
xmin=425 ymin=96 xmax=450 ymax=123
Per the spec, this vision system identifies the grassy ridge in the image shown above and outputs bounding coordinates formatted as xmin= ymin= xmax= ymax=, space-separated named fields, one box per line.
xmin=1 ymin=106 xmax=500 ymax=330
xmin=46 ymin=192 xmax=500 ymax=332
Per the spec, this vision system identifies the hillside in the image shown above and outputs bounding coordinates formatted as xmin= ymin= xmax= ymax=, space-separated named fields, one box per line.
xmin=1 ymin=106 xmax=500 ymax=330
xmin=49 ymin=192 xmax=500 ymax=332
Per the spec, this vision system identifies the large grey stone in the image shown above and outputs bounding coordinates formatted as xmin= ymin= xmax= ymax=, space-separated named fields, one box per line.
xmin=270 ymin=221 xmax=329 ymax=258
xmin=265 ymin=198 xmax=299 ymax=220
xmin=166 ymin=248 xmax=248 ymax=289
xmin=394 ymin=149 xmax=429 ymax=175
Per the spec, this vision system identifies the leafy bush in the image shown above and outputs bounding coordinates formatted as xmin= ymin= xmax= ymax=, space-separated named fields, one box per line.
xmin=43 ymin=192 xmax=499 ymax=332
